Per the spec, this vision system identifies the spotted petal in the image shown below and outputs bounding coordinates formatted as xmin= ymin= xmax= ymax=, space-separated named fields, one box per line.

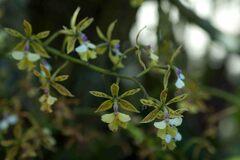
xmin=95 ymin=100 xmax=113 ymax=112
xmin=89 ymin=91 xmax=112 ymax=99
xmin=118 ymin=99 xmax=139 ymax=113
xmin=110 ymin=83 xmax=119 ymax=97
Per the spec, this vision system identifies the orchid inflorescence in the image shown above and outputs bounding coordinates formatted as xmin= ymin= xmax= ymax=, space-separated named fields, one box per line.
xmin=4 ymin=6 xmax=189 ymax=151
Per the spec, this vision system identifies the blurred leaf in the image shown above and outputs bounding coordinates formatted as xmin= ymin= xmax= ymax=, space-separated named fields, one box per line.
xmin=127 ymin=124 xmax=145 ymax=144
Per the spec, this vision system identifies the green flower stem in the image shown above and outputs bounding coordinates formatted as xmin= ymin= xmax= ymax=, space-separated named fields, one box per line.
xmin=51 ymin=61 xmax=69 ymax=80
xmin=44 ymin=31 xmax=62 ymax=46
xmin=46 ymin=46 xmax=149 ymax=97
xmin=136 ymin=65 xmax=168 ymax=78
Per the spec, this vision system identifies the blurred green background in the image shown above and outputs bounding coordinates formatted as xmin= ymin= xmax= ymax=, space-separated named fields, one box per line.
xmin=0 ymin=0 xmax=240 ymax=160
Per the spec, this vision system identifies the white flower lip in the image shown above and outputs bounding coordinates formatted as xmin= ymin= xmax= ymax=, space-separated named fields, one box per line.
xmin=169 ymin=117 xmax=183 ymax=126
xmin=165 ymin=134 xmax=172 ymax=143
xmin=175 ymin=78 xmax=185 ymax=89
xmin=75 ymin=44 xmax=88 ymax=53
xmin=154 ymin=120 xmax=166 ymax=129
xmin=175 ymin=132 xmax=182 ymax=141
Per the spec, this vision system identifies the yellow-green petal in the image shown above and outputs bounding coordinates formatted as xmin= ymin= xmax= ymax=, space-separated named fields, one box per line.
xmin=108 ymin=119 xmax=119 ymax=132
xmin=167 ymin=141 xmax=176 ymax=150
xmin=101 ymin=113 xmax=115 ymax=123
xmin=89 ymin=91 xmax=112 ymax=99
xmin=110 ymin=83 xmax=119 ymax=97
xmin=119 ymin=88 xmax=141 ymax=98
xmin=95 ymin=100 xmax=113 ymax=112
xmin=157 ymin=129 xmax=166 ymax=139
xmin=118 ymin=113 xmax=131 ymax=122
xmin=47 ymin=95 xmax=57 ymax=105
xmin=140 ymin=108 xmax=160 ymax=123
xmin=118 ymin=99 xmax=139 ymax=113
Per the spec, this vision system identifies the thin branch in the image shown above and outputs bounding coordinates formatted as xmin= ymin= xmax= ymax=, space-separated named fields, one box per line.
xmin=44 ymin=31 xmax=62 ymax=46
xmin=45 ymin=46 xmax=150 ymax=97
xmin=51 ymin=61 xmax=69 ymax=80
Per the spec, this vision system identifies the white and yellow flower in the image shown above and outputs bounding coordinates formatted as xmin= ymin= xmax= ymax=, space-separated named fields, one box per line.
xmin=75 ymin=33 xmax=97 ymax=61
xmin=39 ymin=94 xmax=57 ymax=113
xmin=12 ymin=51 xmax=40 ymax=71
xmin=101 ymin=112 xmax=131 ymax=132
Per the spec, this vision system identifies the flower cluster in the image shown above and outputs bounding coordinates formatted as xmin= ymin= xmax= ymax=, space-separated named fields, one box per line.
xmin=90 ymin=83 xmax=140 ymax=132
xmin=5 ymin=20 xmax=50 ymax=71
xmin=4 ymin=7 xmax=190 ymax=152
xmin=154 ymin=109 xmax=183 ymax=150
xmin=1 ymin=124 xmax=55 ymax=159
xmin=75 ymin=33 xmax=97 ymax=61
xmin=139 ymin=67 xmax=188 ymax=150
xmin=96 ymin=21 xmax=124 ymax=68
xmin=61 ymin=7 xmax=97 ymax=61
xmin=33 ymin=63 xmax=73 ymax=113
